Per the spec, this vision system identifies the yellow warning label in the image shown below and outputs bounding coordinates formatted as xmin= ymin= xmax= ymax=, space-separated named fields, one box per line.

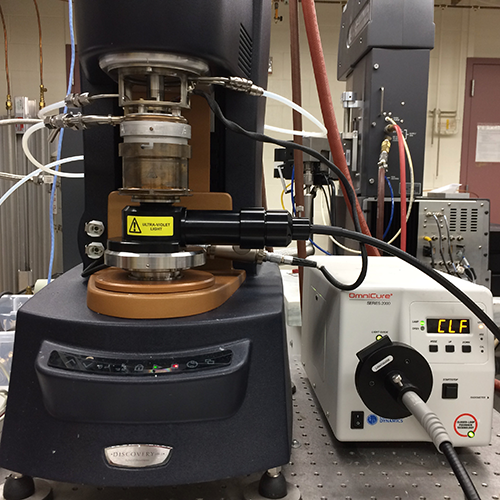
xmin=126 ymin=216 xmax=174 ymax=236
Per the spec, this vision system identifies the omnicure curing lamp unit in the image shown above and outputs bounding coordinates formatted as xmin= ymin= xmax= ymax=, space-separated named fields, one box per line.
xmin=302 ymin=256 xmax=495 ymax=446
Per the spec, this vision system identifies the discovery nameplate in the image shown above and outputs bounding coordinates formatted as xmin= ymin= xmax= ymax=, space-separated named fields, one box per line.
xmin=104 ymin=444 xmax=173 ymax=468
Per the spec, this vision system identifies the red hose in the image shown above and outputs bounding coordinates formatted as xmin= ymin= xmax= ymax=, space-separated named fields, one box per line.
xmin=301 ymin=0 xmax=380 ymax=256
xmin=394 ymin=124 xmax=407 ymax=252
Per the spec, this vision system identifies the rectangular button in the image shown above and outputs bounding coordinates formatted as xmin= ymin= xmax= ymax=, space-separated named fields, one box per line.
xmin=445 ymin=345 xmax=455 ymax=353
xmin=442 ymin=383 xmax=458 ymax=399
xmin=351 ymin=411 xmax=364 ymax=429
xmin=462 ymin=345 xmax=472 ymax=353
xmin=429 ymin=345 xmax=438 ymax=352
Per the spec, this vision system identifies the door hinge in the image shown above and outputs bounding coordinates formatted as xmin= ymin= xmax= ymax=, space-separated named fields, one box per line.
xmin=471 ymin=79 xmax=475 ymax=97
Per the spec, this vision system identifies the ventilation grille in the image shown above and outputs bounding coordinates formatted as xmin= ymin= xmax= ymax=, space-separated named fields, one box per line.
xmin=470 ymin=208 xmax=478 ymax=232
xmin=449 ymin=208 xmax=457 ymax=231
xmin=449 ymin=207 xmax=479 ymax=233
xmin=460 ymin=208 xmax=468 ymax=232
xmin=238 ymin=24 xmax=253 ymax=78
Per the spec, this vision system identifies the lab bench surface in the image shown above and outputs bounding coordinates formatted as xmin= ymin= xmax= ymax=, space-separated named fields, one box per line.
xmin=1 ymin=357 xmax=499 ymax=500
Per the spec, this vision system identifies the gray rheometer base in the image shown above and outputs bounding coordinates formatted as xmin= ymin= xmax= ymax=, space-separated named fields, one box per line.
xmin=1 ymin=357 xmax=499 ymax=500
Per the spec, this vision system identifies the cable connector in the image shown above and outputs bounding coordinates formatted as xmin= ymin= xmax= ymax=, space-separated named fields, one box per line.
xmin=378 ymin=136 xmax=392 ymax=169
xmin=65 ymin=92 xmax=91 ymax=108
xmin=5 ymin=94 xmax=12 ymax=113
xmin=202 ymin=245 xmax=315 ymax=267
xmin=64 ymin=93 xmax=119 ymax=108
xmin=191 ymin=76 xmax=265 ymax=96
xmin=225 ymin=77 xmax=265 ymax=96
xmin=44 ymin=112 xmax=124 ymax=131
xmin=205 ymin=245 xmax=266 ymax=264
xmin=39 ymin=84 xmax=47 ymax=110
xmin=264 ymin=252 xmax=294 ymax=265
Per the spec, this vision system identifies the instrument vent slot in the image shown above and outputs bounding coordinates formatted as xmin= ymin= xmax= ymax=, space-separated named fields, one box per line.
xmin=238 ymin=24 xmax=253 ymax=78
xmin=460 ymin=208 xmax=468 ymax=232
xmin=470 ymin=208 xmax=478 ymax=232
xmin=449 ymin=208 xmax=457 ymax=232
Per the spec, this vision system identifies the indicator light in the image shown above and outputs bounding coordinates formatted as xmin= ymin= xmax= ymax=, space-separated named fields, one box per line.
xmin=420 ymin=321 xmax=425 ymax=326
xmin=153 ymin=365 xmax=158 ymax=369
xmin=172 ymin=364 xmax=179 ymax=369
xmin=376 ymin=335 xmax=383 ymax=341
xmin=478 ymin=324 xmax=484 ymax=330
xmin=468 ymin=431 xmax=475 ymax=438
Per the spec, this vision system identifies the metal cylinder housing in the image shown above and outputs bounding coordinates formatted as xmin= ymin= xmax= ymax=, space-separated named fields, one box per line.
xmin=119 ymin=115 xmax=191 ymax=199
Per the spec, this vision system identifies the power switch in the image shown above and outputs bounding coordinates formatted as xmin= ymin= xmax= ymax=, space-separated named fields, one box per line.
xmin=351 ymin=411 xmax=364 ymax=429
xmin=442 ymin=383 xmax=458 ymax=399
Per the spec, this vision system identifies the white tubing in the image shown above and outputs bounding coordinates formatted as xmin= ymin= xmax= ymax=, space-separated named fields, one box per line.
xmin=38 ymin=99 xmax=65 ymax=119
xmin=37 ymin=156 xmax=84 ymax=178
xmin=262 ymin=90 xmax=328 ymax=136
xmin=22 ymin=122 xmax=84 ymax=178
xmin=0 ymin=118 xmax=42 ymax=126
xmin=0 ymin=169 xmax=41 ymax=208
xmin=264 ymin=125 xmax=326 ymax=138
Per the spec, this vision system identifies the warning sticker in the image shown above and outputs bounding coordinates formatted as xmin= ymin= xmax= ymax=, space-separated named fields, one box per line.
xmin=454 ymin=413 xmax=478 ymax=438
xmin=126 ymin=216 xmax=174 ymax=237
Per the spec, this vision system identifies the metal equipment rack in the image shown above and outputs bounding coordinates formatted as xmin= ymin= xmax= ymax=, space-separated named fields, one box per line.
xmin=1 ymin=357 xmax=499 ymax=499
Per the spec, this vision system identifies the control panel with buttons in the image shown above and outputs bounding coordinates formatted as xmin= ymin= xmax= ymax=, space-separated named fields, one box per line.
xmin=410 ymin=302 xmax=489 ymax=366
xmin=47 ymin=349 xmax=233 ymax=376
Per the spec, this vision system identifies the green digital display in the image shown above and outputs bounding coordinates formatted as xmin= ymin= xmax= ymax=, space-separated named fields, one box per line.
xmin=427 ymin=318 xmax=470 ymax=334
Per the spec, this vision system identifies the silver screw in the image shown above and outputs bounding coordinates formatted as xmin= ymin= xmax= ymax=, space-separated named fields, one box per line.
xmin=369 ymin=178 xmax=375 ymax=184
xmin=392 ymin=374 xmax=403 ymax=387
xmin=373 ymin=63 xmax=379 ymax=70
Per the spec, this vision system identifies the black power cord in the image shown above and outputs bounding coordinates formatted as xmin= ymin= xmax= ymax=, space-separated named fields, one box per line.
xmin=309 ymin=224 xmax=500 ymax=342
xmin=193 ymin=89 xmax=368 ymax=290
xmin=440 ymin=441 xmax=481 ymax=500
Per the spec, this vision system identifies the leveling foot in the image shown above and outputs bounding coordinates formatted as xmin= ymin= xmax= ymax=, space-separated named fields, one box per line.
xmin=244 ymin=467 xmax=301 ymax=500
xmin=2 ymin=475 xmax=51 ymax=500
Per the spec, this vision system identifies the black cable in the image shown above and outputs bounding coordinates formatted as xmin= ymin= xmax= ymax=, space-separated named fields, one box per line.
xmin=440 ymin=442 xmax=481 ymax=500
xmin=328 ymin=178 xmax=336 ymax=226
xmin=194 ymin=89 xmax=368 ymax=290
xmin=433 ymin=214 xmax=453 ymax=275
xmin=193 ymin=90 xmax=361 ymax=232
xmin=81 ymin=260 xmax=108 ymax=278
xmin=309 ymin=224 xmax=500 ymax=342
xmin=291 ymin=257 xmax=317 ymax=268
xmin=319 ymin=185 xmax=331 ymax=219
xmin=428 ymin=240 xmax=435 ymax=268
xmin=318 ymin=247 xmax=368 ymax=290
xmin=320 ymin=173 xmax=336 ymax=226
xmin=443 ymin=214 xmax=460 ymax=277
xmin=0 ymin=291 xmax=13 ymax=298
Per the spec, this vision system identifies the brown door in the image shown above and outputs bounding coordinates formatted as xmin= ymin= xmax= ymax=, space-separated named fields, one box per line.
xmin=460 ymin=58 xmax=500 ymax=224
